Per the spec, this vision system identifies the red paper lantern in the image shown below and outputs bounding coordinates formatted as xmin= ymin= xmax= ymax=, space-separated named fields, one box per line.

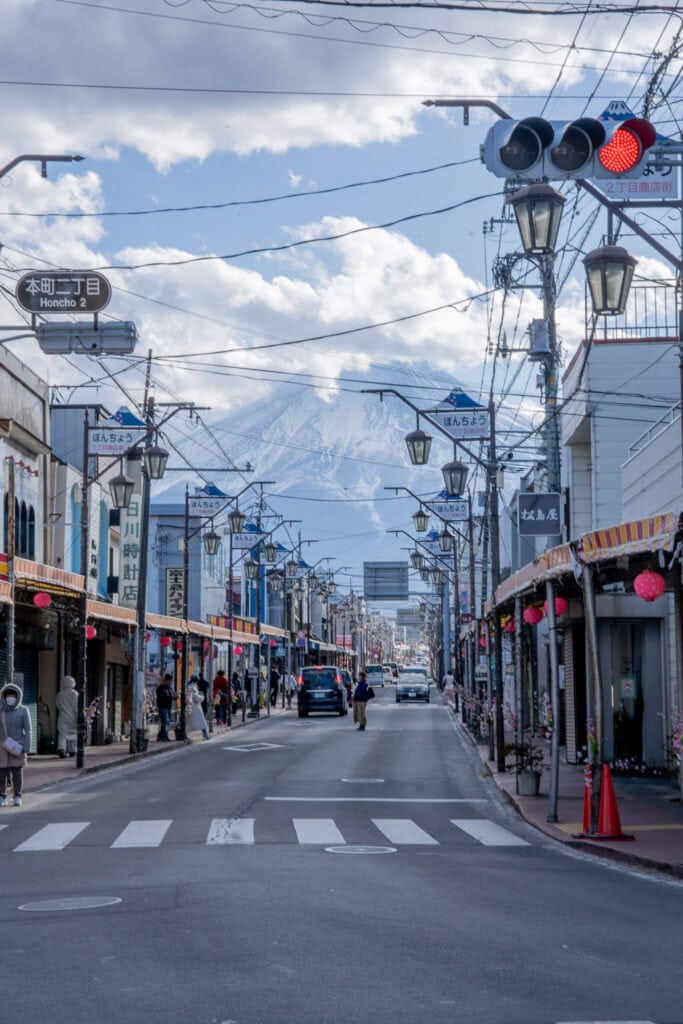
xmin=479 ymin=637 xmax=486 ymax=649
xmin=175 ymin=641 xmax=183 ymax=652
xmin=234 ymin=645 xmax=243 ymax=656
xmin=86 ymin=625 xmax=97 ymax=640
xmin=145 ymin=632 xmax=151 ymax=643
xmin=634 ymin=569 xmax=665 ymax=602
xmin=33 ymin=592 xmax=51 ymax=609
xmin=523 ymin=606 xmax=543 ymax=626
xmin=269 ymin=638 xmax=276 ymax=647
xmin=544 ymin=596 xmax=568 ymax=618
xmin=503 ymin=617 xmax=515 ymax=634
xmin=160 ymin=636 xmax=172 ymax=648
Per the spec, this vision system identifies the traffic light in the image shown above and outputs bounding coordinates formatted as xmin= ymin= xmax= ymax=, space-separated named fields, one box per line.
xmin=482 ymin=116 xmax=657 ymax=180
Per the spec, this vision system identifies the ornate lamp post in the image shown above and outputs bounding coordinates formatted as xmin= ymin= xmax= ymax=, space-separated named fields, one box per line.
xmin=583 ymin=245 xmax=637 ymax=316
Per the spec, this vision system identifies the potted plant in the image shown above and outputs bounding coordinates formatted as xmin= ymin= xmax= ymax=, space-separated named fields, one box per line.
xmin=504 ymin=739 xmax=545 ymax=796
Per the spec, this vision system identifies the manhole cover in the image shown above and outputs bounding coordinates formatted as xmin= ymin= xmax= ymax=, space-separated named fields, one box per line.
xmin=325 ymin=845 xmax=396 ymax=855
xmin=341 ymin=778 xmax=384 ymax=783
xmin=18 ymin=896 xmax=122 ymax=912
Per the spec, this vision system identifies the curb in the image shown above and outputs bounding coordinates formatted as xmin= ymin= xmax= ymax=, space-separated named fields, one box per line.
xmin=450 ymin=705 xmax=682 ymax=880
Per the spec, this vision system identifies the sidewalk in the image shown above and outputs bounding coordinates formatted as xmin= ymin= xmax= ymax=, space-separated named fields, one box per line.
xmin=457 ymin=709 xmax=683 ymax=879
xmin=22 ymin=703 xmax=293 ymax=793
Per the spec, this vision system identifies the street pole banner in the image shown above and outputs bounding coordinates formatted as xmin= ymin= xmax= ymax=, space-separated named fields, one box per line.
xmin=427 ymin=491 xmax=468 ymax=522
xmin=429 ymin=389 xmax=489 ymax=441
xmin=517 ymin=492 xmax=562 ymax=536
xmin=88 ymin=406 xmax=147 ymax=456
xmin=119 ymin=474 xmax=143 ymax=608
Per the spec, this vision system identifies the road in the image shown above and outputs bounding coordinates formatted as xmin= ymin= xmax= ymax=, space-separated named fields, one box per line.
xmin=1 ymin=687 xmax=680 ymax=1024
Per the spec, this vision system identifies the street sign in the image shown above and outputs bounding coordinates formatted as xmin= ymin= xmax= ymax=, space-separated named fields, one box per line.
xmin=188 ymin=496 xmax=229 ymax=517
xmin=427 ymin=491 xmax=468 ymax=522
xmin=17 ymin=271 xmax=111 ymax=314
xmin=431 ymin=389 xmax=489 ymax=441
xmin=35 ymin=321 xmax=137 ymax=354
xmin=517 ymin=492 xmax=562 ymax=536
xmin=232 ymin=527 xmax=265 ymax=550
xmin=88 ymin=426 xmax=145 ymax=456
xmin=363 ymin=561 xmax=409 ymax=601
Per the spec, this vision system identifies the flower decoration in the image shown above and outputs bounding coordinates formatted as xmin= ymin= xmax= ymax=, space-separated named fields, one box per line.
xmin=633 ymin=569 xmax=665 ymax=602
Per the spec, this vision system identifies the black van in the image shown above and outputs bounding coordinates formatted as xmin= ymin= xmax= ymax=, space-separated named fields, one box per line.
xmin=297 ymin=666 xmax=349 ymax=718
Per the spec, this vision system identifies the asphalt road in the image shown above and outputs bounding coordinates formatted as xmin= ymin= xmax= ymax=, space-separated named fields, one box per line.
xmin=1 ymin=687 xmax=681 ymax=1024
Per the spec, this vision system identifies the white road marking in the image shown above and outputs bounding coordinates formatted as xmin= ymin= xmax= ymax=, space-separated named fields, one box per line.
xmin=14 ymin=822 xmax=89 ymax=852
xmin=206 ymin=818 xmax=255 ymax=845
xmin=450 ymin=819 xmax=529 ymax=846
xmin=265 ymin=797 xmax=486 ymax=803
xmin=111 ymin=820 xmax=172 ymax=848
xmin=372 ymin=819 xmax=439 ymax=845
xmin=293 ymin=818 xmax=346 ymax=844
xmin=556 ymin=1020 xmax=656 ymax=1023
xmin=222 ymin=742 xmax=284 ymax=752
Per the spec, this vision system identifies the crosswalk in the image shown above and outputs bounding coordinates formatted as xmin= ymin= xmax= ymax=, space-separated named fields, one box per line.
xmin=2 ymin=816 xmax=530 ymax=852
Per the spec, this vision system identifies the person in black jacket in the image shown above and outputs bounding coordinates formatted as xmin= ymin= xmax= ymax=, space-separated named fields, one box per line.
xmin=156 ymin=673 xmax=176 ymax=741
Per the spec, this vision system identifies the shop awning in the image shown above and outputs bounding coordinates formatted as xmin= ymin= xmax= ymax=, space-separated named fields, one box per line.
xmin=146 ymin=612 xmax=188 ymax=634
xmin=87 ymin=599 xmax=136 ymax=625
xmin=0 ymin=582 xmax=11 ymax=605
xmin=493 ymin=543 xmax=574 ymax=608
xmin=14 ymin=557 xmax=84 ymax=597
xmin=578 ymin=511 xmax=681 ymax=564
xmin=260 ymin=623 xmax=287 ymax=638
xmin=186 ymin=619 xmax=213 ymax=638
xmin=231 ymin=629 xmax=259 ymax=647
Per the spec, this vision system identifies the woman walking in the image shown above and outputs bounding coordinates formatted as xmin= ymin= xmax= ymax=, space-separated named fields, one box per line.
xmin=188 ymin=677 xmax=210 ymax=741
xmin=0 ymin=682 xmax=31 ymax=807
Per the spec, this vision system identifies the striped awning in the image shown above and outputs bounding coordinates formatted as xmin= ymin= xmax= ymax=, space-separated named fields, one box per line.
xmin=87 ymin=599 xmax=136 ymax=625
xmin=14 ymin=558 xmax=83 ymax=596
xmin=0 ymin=582 xmax=11 ymax=605
xmin=579 ymin=511 xmax=681 ymax=565
xmin=186 ymin=619 xmax=213 ymax=638
xmin=146 ymin=613 xmax=188 ymax=634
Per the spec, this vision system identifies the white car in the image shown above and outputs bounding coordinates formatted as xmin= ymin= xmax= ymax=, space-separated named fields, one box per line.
xmin=365 ymin=664 xmax=385 ymax=688
xmin=382 ymin=665 xmax=394 ymax=685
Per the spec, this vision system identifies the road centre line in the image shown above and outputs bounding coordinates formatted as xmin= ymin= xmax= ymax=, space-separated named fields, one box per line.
xmin=264 ymin=797 xmax=487 ymax=803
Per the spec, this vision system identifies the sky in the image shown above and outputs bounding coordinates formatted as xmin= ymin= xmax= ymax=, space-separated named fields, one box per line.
xmin=1 ymin=0 xmax=681 ymax=598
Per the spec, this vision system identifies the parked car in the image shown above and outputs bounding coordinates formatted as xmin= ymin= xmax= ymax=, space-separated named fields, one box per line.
xmin=297 ymin=666 xmax=349 ymax=717
xmin=339 ymin=669 xmax=354 ymax=703
xmin=365 ymin=664 xmax=385 ymax=688
xmin=395 ymin=673 xmax=430 ymax=703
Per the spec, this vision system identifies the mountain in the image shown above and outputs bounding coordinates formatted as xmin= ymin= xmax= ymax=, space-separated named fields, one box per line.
xmin=153 ymin=363 xmax=492 ymax=604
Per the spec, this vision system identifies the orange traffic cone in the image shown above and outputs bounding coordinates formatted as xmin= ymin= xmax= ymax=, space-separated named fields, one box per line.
xmin=582 ymin=763 xmax=592 ymax=834
xmin=594 ymin=764 xmax=634 ymax=841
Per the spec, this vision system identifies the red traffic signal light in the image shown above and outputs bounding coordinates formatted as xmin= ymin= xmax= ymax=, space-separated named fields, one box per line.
xmin=596 ymin=117 xmax=657 ymax=175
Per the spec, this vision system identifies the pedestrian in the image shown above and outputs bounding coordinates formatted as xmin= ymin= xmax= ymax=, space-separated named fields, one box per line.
xmin=353 ymin=670 xmax=371 ymax=731
xmin=441 ymin=668 xmax=454 ymax=694
xmin=270 ymin=665 xmax=280 ymax=707
xmin=213 ymin=669 xmax=228 ymax=724
xmin=442 ymin=670 xmax=455 ymax=706
xmin=156 ymin=672 xmax=176 ymax=742
xmin=55 ymin=674 xmax=79 ymax=758
xmin=195 ymin=673 xmax=210 ymax=717
xmin=0 ymin=682 xmax=31 ymax=807
xmin=231 ymin=671 xmax=241 ymax=715
xmin=284 ymin=669 xmax=297 ymax=709
xmin=188 ymin=678 xmax=210 ymax=740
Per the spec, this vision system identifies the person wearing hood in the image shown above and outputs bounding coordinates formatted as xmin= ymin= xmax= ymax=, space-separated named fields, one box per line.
xmin=0 ymin=682 xmax=31 ymax=807
xmin=55 ymin=675 xmax=79 ymax=758
xmin=188 ymin=677 xmax=209 ymax=741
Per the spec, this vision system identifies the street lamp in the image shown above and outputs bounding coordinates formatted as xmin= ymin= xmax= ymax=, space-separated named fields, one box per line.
xmin=143 ymin=442 xmax=169 ymax=481
xmin=412 ymin=508 xmax=429 ymax=533
xmin=109 ymin=470 xmax=135 ymax=509
xmin=430 ymin=568 xmax=443 ymax=588
xmin=510 ymin=183 xmax=566 ymax=256
xmin=264 ymin=541 xmax=278 ymax=562
xmin=286 ymin=559 xmax=299 ymax=578
xmin=203 ymin=529 xmax=222 ymax=557
xmin=583 ymin=244 xmax=637 ymax=316
xmin=438 ymin=528 xmax=453 ymax=553
xmin=410 ymin=550 xmax=425 ymax=570
xmin=441 ymin=458 xmax=468 ymax=497
xmin=228 ymin=506 xmax=246 ymax=534
xmin=405 ymin=420 xmax=432 ymax=465
xmin=244 ymin=558 xmax=259 ymax=580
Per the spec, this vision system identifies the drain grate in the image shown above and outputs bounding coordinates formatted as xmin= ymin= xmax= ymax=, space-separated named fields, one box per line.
xmin=18 ymin=896 xmax=122 ymax=912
